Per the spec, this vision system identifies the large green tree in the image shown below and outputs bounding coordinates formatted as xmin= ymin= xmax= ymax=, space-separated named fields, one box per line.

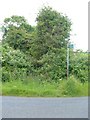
xmin=31 ymin=6 xmax=72 ymax=59
xmin=2 ymin=15 xmax=35 ymax=52
xmin=30 ymin=6 xmax=72 ymax=80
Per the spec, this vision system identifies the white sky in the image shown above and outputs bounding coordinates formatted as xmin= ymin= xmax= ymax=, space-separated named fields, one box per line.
xmin=0 ymin=0 xmax=88 ymax=51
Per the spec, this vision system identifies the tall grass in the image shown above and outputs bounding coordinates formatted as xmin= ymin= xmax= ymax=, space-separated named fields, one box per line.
xmin=59 ymin=76 xmax=88 ymax=97
xmin=2 ymin=75 xmax=88 ymax=97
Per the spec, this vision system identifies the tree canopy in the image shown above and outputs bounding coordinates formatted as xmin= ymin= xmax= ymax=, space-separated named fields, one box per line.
xmin=1 ymin=6 xmax=88 ymax=83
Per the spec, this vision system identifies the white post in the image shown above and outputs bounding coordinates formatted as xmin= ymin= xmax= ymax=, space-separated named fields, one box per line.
xmin=67 ymin=42 xmax=69 ymax=79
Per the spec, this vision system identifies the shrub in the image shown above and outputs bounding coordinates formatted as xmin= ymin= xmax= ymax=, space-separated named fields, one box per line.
xmin=61 ymin=75 xmax=87 ymax=96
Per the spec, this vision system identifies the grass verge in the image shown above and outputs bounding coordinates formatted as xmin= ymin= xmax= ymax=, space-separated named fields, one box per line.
xmin=1 ymin=76 xmax=88 ymax=97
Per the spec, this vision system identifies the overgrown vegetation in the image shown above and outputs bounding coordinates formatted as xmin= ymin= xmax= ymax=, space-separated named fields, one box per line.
xmin=1 ymin=6 xmax=88 ymax=97
xmin=2 ymin=76 xmax=88 ymax=97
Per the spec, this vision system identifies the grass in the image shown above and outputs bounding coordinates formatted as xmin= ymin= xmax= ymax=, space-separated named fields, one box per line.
xmin=1 ymin=76 xmax=88 ymax=97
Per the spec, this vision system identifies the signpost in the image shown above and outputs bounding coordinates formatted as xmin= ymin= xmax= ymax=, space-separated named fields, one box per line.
xmin=67 ymin=42 xmax=74 ymax=79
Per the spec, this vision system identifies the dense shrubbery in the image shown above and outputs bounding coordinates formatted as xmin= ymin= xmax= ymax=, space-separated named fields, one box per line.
xmin=2 ymin=43 xmax=32 ymax=82
xmin=1 ymin=6 xmax=88 ymax=83
xmin=69 ymin=50 xmax=88 ymax=83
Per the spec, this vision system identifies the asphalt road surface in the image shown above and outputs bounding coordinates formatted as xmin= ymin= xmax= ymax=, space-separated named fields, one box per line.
xmin=1 ymin=96 xmax=88 ymax=118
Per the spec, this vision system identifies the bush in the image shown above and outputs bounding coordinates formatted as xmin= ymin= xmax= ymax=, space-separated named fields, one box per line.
xmin=2 ymin=43 xmax=32 ymax=82
xmin=35 ymin=49 xmax=67 ymax=81
xmin=69 ymin=50 xmax=88 ymax=83
xmin=2 ymin=70 xmax=10 ymax=82
xmin=61 ymin=76 xmax=87 ymax=96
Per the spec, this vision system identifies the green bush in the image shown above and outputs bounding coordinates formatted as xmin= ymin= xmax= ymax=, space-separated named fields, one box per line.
xmin=2 ymin=43 xmax=32 ymax=82
xmin=61 ymin=75 xmax=88 ymax=96
xmin=2 ymin=70 xmax=10 ymax=82
xmin=69 ymin=50 xmax=88 ymax=83
xmin=35 ymin=49 xmax=67 ymax=81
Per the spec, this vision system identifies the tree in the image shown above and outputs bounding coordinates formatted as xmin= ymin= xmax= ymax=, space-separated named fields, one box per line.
xmin=30 ymin=6 xmax=72 ymax=80
xmin=2 ymin=15 xmax=35 ymax=52
xmin=32 ymin=6 xmax=72 ymax=59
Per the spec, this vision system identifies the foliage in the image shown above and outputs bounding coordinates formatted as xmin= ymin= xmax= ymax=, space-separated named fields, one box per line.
xmin=1 ymin=6 xmax=88 ymax=87
xmin=2 ymin=15 xmax=35 ymax=53
xmin=32 ymin=6 xmax=71 ymax=59
xmin=2 ymin=43 xmax=32 ymax=82
xmin=2 ymin=76 xmax=88 ymax=97
xmin=69 ymin=50 xmax=88 ymax=83
xmin=35 ymin=48 xmax=67 ymax=81
xmin=28 ymin=6 xmax=72 ymax=81
xmin=60 ymin=75 xmax=88 ymax=96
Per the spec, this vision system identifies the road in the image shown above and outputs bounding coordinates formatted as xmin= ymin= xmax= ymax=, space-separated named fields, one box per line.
xmin=1 ymin=96 xmax=88 ymax=118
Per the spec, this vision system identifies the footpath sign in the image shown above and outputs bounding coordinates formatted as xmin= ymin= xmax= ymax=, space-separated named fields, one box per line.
xmin=68 ymin=43 xmax=74 ymax=49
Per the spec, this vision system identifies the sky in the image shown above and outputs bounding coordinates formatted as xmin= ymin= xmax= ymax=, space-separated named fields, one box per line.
xmin=0 ymin=0 xmax=88 ymax=51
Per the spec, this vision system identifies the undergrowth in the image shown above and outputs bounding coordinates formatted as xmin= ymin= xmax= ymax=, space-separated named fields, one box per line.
xmin=2 ymin=76 xmax=88 ymax=97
